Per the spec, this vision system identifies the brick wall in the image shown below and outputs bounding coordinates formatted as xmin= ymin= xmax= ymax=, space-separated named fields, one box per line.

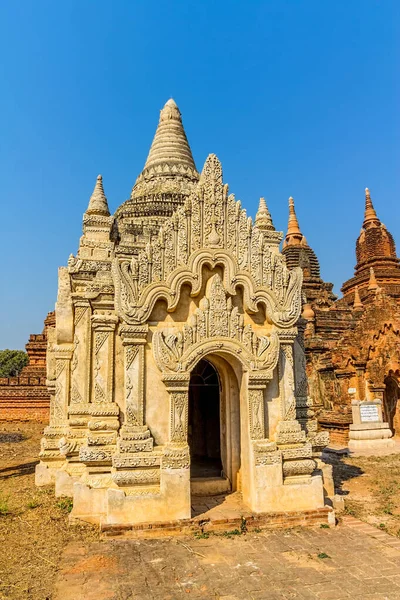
xmin=0 ymin=376 xmax=50 ymax=422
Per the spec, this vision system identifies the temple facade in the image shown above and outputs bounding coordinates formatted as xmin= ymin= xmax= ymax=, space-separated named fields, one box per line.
xmin=283 ymin=192 xmax=400 ymax=445
xmin=36 ymin=99 xmax=330 ymax=526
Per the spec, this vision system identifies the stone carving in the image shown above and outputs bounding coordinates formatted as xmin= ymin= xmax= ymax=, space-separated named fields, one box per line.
xmin=282 ymin=459 xmax=316 ymax=478
xmin=112 ymin=469 xmax=161 ymax=486
xmin=170 ymin=392 xmax=188 ymax=443
xmin=153 ymin=273 xmax=280 ymax=374
xmin=79 ymin=447 xmax=113 ymax=463
xmin=248 ymin=389 xmax=265 ymax=439
xmin=253 ymin=441 xmax=282 ymax=466
xmin=162 ymin=445 xmax=190 ymax=469
xmin=112 ymin=154 xmax=303 ymax=328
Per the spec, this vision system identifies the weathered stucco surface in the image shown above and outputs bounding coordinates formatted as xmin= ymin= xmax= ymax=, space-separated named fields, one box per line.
xmin=36 ymin=99 xmax=329 ymax=525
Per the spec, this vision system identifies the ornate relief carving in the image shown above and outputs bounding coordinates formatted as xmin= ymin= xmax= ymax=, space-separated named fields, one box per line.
xmin=79 ymin=447 xmax=113 ymax=463
xmin=282 ymin=459 xmax=316 ymax=478
xmin=162 ymin=445 xmax=190 ymax=469
xmin=248 ymin=389 xmax=264 ymax=439
xmin=112 ymin=154 xmax=303 ymax=328
xmin=153 ymin=274 xmax=280 ymax=374
xmin=113 ymin=470 xmax=161 ymax=487
xmin=170 ymin=392 xmax=188 ymax=443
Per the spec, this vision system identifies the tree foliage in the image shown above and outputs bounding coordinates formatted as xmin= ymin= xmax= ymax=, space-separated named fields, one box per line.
xmin=0 ymin=350 xmax=29 ymax=377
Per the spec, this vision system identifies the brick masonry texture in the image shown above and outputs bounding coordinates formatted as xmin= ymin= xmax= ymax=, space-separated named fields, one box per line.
xmin=54 ymin=516 xmax=400 ymax=599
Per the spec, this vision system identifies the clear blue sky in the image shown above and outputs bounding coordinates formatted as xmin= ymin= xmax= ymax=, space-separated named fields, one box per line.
xmin=0 ymin=1 xmax=399 ymax=349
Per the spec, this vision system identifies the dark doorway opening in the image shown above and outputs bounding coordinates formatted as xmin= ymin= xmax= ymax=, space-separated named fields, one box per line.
xmin=188 ymin=359 xmax=223 ymax=478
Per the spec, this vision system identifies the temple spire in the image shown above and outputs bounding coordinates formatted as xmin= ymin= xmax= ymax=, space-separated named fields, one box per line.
xmin=284 ymin=197 xmax=304 ymax=247
xmin=86 ymin=175 xmax=110 ymax=216
xmin=143 ymin=98 xmax=197 ymax=173
xmin=363 ymin=188 xmax=380 ymax=229
xmin=368 ymin=267 xmax=379 ymax=291
xmin=255 ymin=197 xmax=274 ymax=231
xmin=353 ymin=285 xmax=363 ymax=310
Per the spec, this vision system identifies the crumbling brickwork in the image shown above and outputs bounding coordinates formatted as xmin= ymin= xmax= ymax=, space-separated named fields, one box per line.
xmin=0 ymin=312 xmax=54 ymax=421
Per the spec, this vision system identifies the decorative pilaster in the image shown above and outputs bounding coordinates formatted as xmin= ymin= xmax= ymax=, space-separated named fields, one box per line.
xmin=70 ymin=300 xmax=91 ymax=406
xmin=78 ymin=313 xmax=120 ymax=475
xmin=163 ymin=373 xmax=191 ymax=444
xmin=120 ymin=324 xmax=148 ymax=428
xmin=54 ymin=344 xmax=75 ymax=426
xmin=41 ymin=343 xmax=73 ymax=466
xmin=248 ymin=373 xmax=269 ymax=440
xmin=276 ymin=329 xmax=315 ymax=481
xmin=91 ymin=313 xmax=118 ymax=404
xmin=277 ymin=329 xmax=298 ymax=424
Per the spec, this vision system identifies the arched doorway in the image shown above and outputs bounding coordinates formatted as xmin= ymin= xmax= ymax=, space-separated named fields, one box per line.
xmin=188 ymin=359 xmax=223 ymax=478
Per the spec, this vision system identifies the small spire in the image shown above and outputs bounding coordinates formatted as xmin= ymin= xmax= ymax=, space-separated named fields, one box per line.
xmin=368 ymin=266 xmax=379 ymax=291
xmin=284 ymin=197 xmax=303 ymax=246
xmin=86 ymin=175 xmax=110 ymax=216
xmin=363 ymin=187 xmax=380 ymax=229
xmin=255 ymin=197 xmax=274 ymax=231
xmin=353 ymin=285 xmax=363 ymax=310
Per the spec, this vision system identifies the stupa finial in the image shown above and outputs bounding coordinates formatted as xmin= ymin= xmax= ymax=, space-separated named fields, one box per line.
xmin=86 ymin=174 xmax=110 ymax=216
xmin=142 ymin=98 xmax=197 ymax=173
xmin=353 ymin=285 xmax=363 ymax=310
xmin=284 ymin=197 xmax=303 ymax=246
xmin=363 ymin=187 xmax=380 ymax=229
xmin=368 ymin=266 xmax=379 ymax=291
xmin=255 ymin=197 xmax=274 ymax=231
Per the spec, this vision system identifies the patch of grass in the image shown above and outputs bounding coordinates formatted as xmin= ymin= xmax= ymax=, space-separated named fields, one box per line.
xmin=344 ymin=506 xmax=356 ymax=516
xmin=222 ymin=528 xmax=241 ymax=537
xmin=194 ymin=531 xmax=209 ymax=539
xmin=56 ymin=498 xmax=73 ymax=513
xmin=0 ymin=494 xmax=10 ymax=516
xmin=379 ymin=523 xmax=386 ymax=530
xmin=27 ymin=499 xmax=40 ymax=510
xmin=317 ymin=552 xmax=330 ymax=559
xmin=320 ymin=523 xmax=330 ymax=529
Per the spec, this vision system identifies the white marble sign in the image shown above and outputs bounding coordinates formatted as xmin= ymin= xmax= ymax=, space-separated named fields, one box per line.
xmin=360 ymin=403 xmax=379 ymax=423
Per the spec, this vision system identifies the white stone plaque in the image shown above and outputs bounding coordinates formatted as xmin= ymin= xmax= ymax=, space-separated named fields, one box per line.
xmin=360 ymin=403 xmax=379 ymax=423
xmin=348 ymin=387 xmax=356 ymax=394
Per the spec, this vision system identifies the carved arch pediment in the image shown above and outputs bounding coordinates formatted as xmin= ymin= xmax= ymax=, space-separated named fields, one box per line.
xmin=152 ymin=273 xmax=280 ymax=374
xmin=112 ymin=248 xmax=303 ymax=328
xmin=111 ymin=153 xmax=303 ymax=329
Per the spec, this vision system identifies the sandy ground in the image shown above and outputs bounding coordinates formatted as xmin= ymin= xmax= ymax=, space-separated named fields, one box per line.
xmin=0 ymin=422 xmax=99 ymax=600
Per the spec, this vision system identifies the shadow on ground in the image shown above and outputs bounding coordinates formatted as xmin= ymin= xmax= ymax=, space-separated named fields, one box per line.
xmin=0 ymin=460 xmax=39 ymax=479
xmin=323 ymin=451 xmax=364 ymax=495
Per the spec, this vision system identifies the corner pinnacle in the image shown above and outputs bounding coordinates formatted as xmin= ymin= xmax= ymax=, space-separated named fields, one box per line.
xmin=86 ymin=174 xmax=110 ymax=216
xmin=353 ymin=285 xmax=363 ymax=309
xmin=368 ymin=266 xmax=379 ymax=291
xmin=255 ymin=197 xmax=274 ymax=231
